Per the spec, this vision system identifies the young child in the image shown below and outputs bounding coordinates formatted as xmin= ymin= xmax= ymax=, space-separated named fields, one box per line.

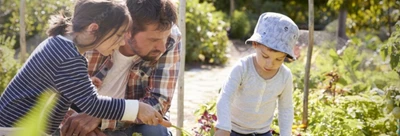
xmin=0 ymin=0 xmax=162 ymax=135
xmin=215 ymin=12 xmax=299 ymax=136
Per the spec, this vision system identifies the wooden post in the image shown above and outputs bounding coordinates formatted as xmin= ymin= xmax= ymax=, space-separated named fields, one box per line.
xmin=397 ymin=119 xmax=400 ymax=136
xmin=229 ymin=0 xmax=235 ymax=17
xmin=177 ymin=0 xmax=186 ymax=135
xmin=19 ymin=0 xmax=27 ymax=63
xmin=303 ymin=0 xmax=314 ymax=128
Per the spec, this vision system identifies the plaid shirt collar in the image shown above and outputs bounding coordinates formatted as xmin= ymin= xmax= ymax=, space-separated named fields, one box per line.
xmin=90 ymin=37 xmax=176 ymax=81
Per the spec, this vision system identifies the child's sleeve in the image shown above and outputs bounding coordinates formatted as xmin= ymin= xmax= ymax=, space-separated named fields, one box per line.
xmin=278 ymin=74 xmax=294 ymax=136
xmin=215 ymin=61 xmax=244 ymax=132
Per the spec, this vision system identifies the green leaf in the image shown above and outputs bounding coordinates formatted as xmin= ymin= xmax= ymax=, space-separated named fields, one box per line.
xmin=390 ymin=54 xmax=399 ymax=69
xmin=337 ymin=77 xmax=348 ymax=86
xmin=380 ymin=47 xmax=388 ymax=60
xmin=13 ymin=91 xmax=57 ymax=136
xmin=329 ymin=49 xmax=339 ymax=63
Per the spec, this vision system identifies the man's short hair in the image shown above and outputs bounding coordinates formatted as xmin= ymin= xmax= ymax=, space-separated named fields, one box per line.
xmin=126 ymin=0 xmax=177 ymax=35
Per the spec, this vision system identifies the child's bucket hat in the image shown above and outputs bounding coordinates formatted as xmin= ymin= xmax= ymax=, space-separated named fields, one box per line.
xmin=246 ymin=12 xmax=299 ymax=60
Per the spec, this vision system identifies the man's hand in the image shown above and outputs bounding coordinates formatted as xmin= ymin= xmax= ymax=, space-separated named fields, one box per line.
xmin=60 ymin=113 xmax=101 ymax=136
xmin=138 ymin=102 xmax=163 ymax=126
xmin=214 ymin=129 xmax=230 ymax=136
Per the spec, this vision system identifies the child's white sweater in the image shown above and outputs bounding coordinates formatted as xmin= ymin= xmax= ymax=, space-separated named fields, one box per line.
xmin=216 ymin=54 xmax=294 ymax=136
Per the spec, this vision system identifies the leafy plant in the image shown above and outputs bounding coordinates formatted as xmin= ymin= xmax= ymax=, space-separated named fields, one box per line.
xmin=381 ymin=21 xmax=400 ymax=76
xmin=229 ymin=10 xmax=250 ymax=39
xmin=186 ymin=0 xmax=229 ymax=64
xmin=327 ymin=0 xmax=400 ymax=36
xmin=0 ymin=0 xmax=73 ymax=48
xmin=13 ymin=91 xmax=57 ymax=136
xmin=132 ymin=133 xmax=142 ymax=136
xmin=286 ymin=37 xmax=399 ymax=135
xmin=0 ymin=35 xmax=20 ymax=94
xmin=171 ymin=124 xmax=193 ymax=136
xmin=192 ymin=100 xmax=217 ymax=136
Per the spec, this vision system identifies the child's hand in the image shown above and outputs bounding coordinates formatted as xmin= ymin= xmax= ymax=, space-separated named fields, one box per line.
xmin=214 ymin=129 xmax=230 ymax=136
xmin=90 ymin=77 xmax=102 ymax=88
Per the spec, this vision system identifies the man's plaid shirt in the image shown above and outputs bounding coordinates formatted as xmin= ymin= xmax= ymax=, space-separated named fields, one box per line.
xmin=85 ymin=25 xmax=181 ymax=130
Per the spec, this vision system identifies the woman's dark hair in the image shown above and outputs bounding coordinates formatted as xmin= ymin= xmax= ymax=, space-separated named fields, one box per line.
xmin=47 ymin=0 xmax=131 ymax=47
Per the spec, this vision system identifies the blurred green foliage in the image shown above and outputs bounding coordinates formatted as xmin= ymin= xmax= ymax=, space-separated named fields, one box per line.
xmin=229 ymin=10 xmax=251 ymax=39
xmin=0 ymin=35 xmax=20 ymax=94
xmin=202 ymin=0 xmax=336 ymax=31
xmin=381 ymin=21 xmax=400 ymax=76
xmin=13 ymin=91 xmax=57 ymax=136
xmin=327 ymin=0 xmax=400 ymax=36
xmin=202 ymin=0 xmax=399 ymax=40
xmin=284 ymin=36 xmax=399 ymax=135
xmin=186 ymin=0 xmax=229 ymax=64
xmin=0 ymin=0 xmax=73 ymax=48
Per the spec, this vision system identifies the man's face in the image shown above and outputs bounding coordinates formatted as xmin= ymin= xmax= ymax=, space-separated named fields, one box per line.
xmin=124 ymin=23 xmax=171 ymax=61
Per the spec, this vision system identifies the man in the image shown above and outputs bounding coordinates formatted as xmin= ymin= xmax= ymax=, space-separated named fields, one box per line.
xmin=60 ymin=0 xmax=181 ymax=135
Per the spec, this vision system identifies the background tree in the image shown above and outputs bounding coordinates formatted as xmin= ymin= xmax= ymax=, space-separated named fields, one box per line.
xmin=327 ymin=0 xmax=400 ymax=38
xmin=0 ymin=0 xmax=73 ymax=51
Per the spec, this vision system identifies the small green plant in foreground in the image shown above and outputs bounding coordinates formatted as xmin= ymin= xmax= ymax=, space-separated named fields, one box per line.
xmin=12 ymin=91 xmax=57 ymax=136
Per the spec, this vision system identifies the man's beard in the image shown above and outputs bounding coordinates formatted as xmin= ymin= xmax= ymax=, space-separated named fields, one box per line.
xmin=139 ymin=50 xmax=162 ymax=61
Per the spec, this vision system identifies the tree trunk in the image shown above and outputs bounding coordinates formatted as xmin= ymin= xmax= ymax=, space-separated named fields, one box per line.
xmin=19 ymin=0 xmax=26 ymax=63
xmin=387 ymin=1 xmax=392 ymax=35
xmin=337 ymin=6 xmax=348 ymax=50
xmin=230 ymin=0 xmax=235 ymax=17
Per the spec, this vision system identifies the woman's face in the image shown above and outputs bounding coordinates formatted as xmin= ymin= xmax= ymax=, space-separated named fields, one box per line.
xmin=94 ymin=21 xmax=130 ymax=56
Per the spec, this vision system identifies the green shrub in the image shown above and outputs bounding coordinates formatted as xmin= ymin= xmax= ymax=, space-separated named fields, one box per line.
xmin=186 ymin=0 xmax=229 ymax=64
xmin=381 ymin=21 xmax=400 ymax=76
xmin=285 ymin=39 xmax=398 ymax=135
xmin=0 ymin=35 xmax=20 ymax=94
xmin=229 ymin=10 xmax=250 ymax=39
xmin=0 ymin=0 xmax=73 ymax=48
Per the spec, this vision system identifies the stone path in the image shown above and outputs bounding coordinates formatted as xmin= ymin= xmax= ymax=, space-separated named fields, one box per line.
xmin=169 ymin=40 xmax=254 ymax=135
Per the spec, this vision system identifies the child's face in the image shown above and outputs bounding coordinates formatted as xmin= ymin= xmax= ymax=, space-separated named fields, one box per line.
xmin=253 ymin=42 xmax=287 ymax=72
xmin=95 ymin=21 xmax=130 ymax=56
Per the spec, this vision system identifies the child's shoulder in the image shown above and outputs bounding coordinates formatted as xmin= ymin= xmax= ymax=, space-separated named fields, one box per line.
xmin=238 ymin=54 xmax=255 ymax=63
xmin=230 ymin=54 xmax=255 ymax=73
xmin=279 ymin=64 xmax=293 ymax=78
